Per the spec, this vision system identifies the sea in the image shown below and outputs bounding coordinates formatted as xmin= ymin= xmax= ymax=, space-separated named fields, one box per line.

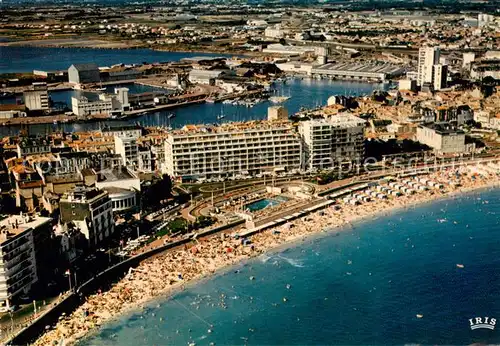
xmin=0 ymin=45 xmax=387 ymax=136
xmin=81 ymin=188 xmax=500 ymax=345
xmin=0 ymin=46 xmax=236 ymax=74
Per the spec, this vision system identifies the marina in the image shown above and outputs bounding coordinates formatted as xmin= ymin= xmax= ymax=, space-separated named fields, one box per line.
xmin=0 ymin=78 xmax=386 ymax=136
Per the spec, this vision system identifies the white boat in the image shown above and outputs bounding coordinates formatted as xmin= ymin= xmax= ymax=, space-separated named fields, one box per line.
xmin=269 ymin=96 xmax=290 ymax=104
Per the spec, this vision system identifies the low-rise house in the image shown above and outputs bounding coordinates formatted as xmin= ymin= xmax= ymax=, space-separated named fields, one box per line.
xmin=17 ymin=137 xmax=51 ymax=158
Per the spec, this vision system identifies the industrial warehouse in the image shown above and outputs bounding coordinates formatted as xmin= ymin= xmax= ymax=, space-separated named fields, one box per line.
xmin=311 ymin=62 xmax=406 ymax=82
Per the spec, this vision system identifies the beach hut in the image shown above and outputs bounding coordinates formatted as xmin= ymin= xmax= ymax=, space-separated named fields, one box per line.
xmin=419 ymin=178 xmax=429 ymax=185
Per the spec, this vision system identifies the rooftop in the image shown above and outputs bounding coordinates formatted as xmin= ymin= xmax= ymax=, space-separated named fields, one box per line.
xmin=70 ymin=63 xmax=99 ymax=72
xmin=0 ymin=214 xmax=52 ymax=244
xmin=420 ymin=122 xmax=465 ymax=135
xmin=170 ymin=120 xmax=294 ymax=136
xmin=18 ymin=137 xmax=51 ymax=148
xmin=102 ymin=125 xmax=142 ymax=134
xmin=61 ymin=185 xmax=108 ymax=203
xmin=97 ymin=167 xmax=136 ymax=182
xmin=180 ymin=56 xmax=226 ymax=63
xmin=305 ymin=114 xmax=366 ymax=128
xmin=314 ymin=62 xmax=404 ymax=75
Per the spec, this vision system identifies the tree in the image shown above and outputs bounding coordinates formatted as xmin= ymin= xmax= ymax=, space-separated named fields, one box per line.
xmin=143 ymin=175 xmax=173 ymax=208
xmin=157 ymin=174 xmax=172 ymax=198
xmin=194 ymin=216 xmax=215 ymax=229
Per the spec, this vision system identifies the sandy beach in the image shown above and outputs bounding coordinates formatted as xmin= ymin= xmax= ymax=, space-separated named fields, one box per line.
xmin=32 ymin=167 xmax=499 ymax=345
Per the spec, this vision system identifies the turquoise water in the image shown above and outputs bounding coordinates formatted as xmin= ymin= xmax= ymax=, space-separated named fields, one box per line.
xmin=245 ymin=197 xmax=287 ymax=212
xmin=82 ymin=188 xmax=500 ymax=345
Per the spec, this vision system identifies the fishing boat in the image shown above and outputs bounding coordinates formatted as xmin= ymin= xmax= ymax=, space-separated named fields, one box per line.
xmin=95 ymin=82 xmax=106 ymax=92
xmin=0 ymin=91 xmax=14 ymax=99
xmin=269 ymin=96 xmax=290 ymax=104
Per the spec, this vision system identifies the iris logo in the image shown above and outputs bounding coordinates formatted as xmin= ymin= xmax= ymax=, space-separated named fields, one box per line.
xmin=469 ymin=317 xmax=496 ymax=330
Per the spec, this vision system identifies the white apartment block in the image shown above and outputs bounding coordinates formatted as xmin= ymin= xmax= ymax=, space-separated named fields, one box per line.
xmin=102 ymin=125 xmax=142 ymax=139
xmin=72 ymin=95 xmax=113 ymax=116
xmin=0 ymin=215 xmax=52 ymax=310
xmin=60 ymin=187 xmax=114 ymax=247
xmin=417 ymin=46 xmax=440 ymax=87
xmin=114 ymin=136 xmax=139 ymax=167
xmin=165 ymin=121 xmax=302 ymax=180
xmin=299 ymin=114 xmax=366 ymax=171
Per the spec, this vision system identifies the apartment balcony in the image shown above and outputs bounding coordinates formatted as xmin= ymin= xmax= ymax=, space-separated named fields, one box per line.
xmin=5 ymin=259 xmax=33 ymax=278
xmin=3 ymin=246 xmax=32 ymax=265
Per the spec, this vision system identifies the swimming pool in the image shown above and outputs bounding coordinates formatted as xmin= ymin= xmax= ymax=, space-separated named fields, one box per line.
xmin=244 ymin=196 xmax=288 ymax=212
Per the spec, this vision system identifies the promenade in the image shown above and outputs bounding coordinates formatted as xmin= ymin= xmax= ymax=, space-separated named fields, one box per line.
xmin=26 ymin=159 xmax=500 ymax=346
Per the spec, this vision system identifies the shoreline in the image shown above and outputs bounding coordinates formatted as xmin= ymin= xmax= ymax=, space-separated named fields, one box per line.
xmin=79 ymin=180 xmax=500 ymax=343
xmin=31 ymin=170 xmax=499 ymax=345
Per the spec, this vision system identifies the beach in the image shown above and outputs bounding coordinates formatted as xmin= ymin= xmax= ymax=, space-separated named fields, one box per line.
xmin=32 ymin=167 xmax=499 ymax=345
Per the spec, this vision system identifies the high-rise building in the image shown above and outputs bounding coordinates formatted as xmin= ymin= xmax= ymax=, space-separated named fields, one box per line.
xmin=164 ymin=121 xmax=302 ymax=181
xmin=0 ymin=214 xmax=52 ymax=311
xmin=417 ymin=47 xmax=440 ymax=87
xmin=268 ymin=106 xmax=288 ymax=121
xmin=299 ymin=114 xmax=366 ymax=171
xmin=432 ymin=64 xmax=448 ymax=91
xmin=114 ymin=135 xmax=139 ymax=167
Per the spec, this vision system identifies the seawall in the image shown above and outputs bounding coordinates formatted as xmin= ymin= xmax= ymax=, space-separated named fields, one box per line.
xmin=5 ymin=219 xmax=244 ymax=345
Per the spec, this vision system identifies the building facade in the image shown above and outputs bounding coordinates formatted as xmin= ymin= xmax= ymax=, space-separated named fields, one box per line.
xmin=23 ymin=83 xmax=49 ymax=111
xmin=59 ymin=187 xmax=114 ymax=247
xmin=416 ymin=123 xmax=466 ymax=154
xmin=114 ymin=136 xmax=139 ymax=167
xmin=0 ymin=215 xmax=52 ymax=311
xmin=102 ymin=125 xmax=142 ymax=139
xmin=268 ymin=106 xmax=288 ymax=121
xmin=417 ymin=47 xmax=440 ymax=87
xmin=72 ymin=95 xmax=113 ymax=116
xmin=17 ymin=137 xmax=51 ymax=158
xmin=165 ymin=121 xmax=302 ymax=180
xmin=68 ymin=63 xmax=100 ymax=84
xmin=299 ymin=114 xmax=366 ymax=171
xmin=432 ymin=64 xmax=448 ymax=91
